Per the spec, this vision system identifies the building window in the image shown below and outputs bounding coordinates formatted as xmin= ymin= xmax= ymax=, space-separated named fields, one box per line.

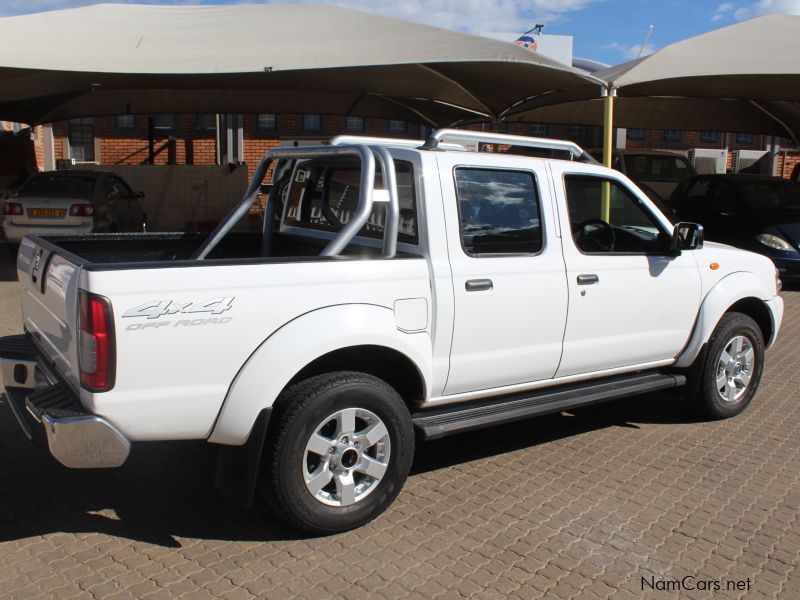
xmin=700 ymin=131 xmax=718 ymax=143
xmin=627 ymin=128 xmax=646 ymax=140
xmin=663 ymin=130 xmax=682 ymax=142
xmin=256 ymin=113 xmax=277 ymax=131
xmin=153 ymin=114 xmax=178 ymax=135
xmin=568 ymin=125 xmax=587 ymax=139
xmin=301 ymin=114 xmax=322 ymax=133
xmin=114 ymin=115 xmax=136 ymax=132
xmin=736 ymin=132 xmax=754 ymax=144
xmin=68 ymin=118 xmax=94 ymax=161
xmin=344 ymin=116 xmax=365 ymax=133
xmin=194 ymin=114 xmax=216 ymax=134
xmin=388 ymin=120 xmax=407 ymax=134
xmin=528 ymin=123 xmax=548 ymax=136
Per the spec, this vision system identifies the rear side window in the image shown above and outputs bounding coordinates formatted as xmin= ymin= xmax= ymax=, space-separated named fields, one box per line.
xmin=454 ymin=168 xmax=543 ymax=256
xmin=103 ymin=175 xmax=134 ymax=199
xmin=17 ymin=175 xmax=96 ymax=198
xmin=284 ymin=160 xmax=417 ymax=244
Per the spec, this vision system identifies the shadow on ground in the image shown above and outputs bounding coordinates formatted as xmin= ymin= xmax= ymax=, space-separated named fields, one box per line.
xmin=0 ymin=389 xmax=701 ymax=547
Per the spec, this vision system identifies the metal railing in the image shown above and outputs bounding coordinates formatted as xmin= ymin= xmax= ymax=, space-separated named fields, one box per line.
xmin=420 ymin=128 xmax=598 ymax=163
xmin=330 ymin=135 xmax=467 ymax=152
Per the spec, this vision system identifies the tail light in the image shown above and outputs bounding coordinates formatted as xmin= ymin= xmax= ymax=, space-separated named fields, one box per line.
xmin=78 ymin=290 xmax=115 ymax=391
xmin=69 ymin=203 xmax=95 ymax=217
xmin=3 ymin=201 xmax=23 ymax=216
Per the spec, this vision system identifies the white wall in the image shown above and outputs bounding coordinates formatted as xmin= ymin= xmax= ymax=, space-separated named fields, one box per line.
xmin=82 ymin=164 xmax=249 ymax=231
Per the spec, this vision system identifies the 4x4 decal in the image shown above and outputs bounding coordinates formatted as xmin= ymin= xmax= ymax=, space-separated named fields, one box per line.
xmin=122 ymin=297 xmax=234 ymax=319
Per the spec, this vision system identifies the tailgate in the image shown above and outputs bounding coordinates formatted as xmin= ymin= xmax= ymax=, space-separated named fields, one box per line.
xmin=17 ymin=237 xmax=82 ymax=391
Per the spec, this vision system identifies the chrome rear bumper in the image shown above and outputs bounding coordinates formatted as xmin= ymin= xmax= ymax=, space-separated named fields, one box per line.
xmin=1 ymin=334 xmax=130 ymax=469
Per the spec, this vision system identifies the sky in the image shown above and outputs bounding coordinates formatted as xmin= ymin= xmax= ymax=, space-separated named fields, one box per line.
xmin=1 ymin=0 xmax=799 ymax=65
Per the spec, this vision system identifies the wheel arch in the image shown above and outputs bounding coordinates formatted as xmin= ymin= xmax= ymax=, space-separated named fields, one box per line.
xmin=675 ymin=271 xmax=779 ymax=369
xmin=288 ymin=345 xmax=426 ymax=411
xmin=209 ymin=303 xmax=432 ymax=446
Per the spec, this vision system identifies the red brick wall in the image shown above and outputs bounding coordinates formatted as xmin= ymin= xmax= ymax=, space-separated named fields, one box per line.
xmin=778 ymin=152 xmax=800 ymax=179
xmin=36 ymin=115 xmax=800 ymax=181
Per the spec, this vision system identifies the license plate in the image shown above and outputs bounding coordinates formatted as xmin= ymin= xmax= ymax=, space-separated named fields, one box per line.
xmin=28 ymin=208 xmax=66 ymax=218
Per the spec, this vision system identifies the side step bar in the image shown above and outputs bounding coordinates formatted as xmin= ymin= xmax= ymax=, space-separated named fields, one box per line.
xmin=412 ymin=372 xmax=686 ymax=440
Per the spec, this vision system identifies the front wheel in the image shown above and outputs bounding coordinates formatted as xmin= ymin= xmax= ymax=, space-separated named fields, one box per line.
xmin=695 ymin=312 xmax=764 ymax=419
xmin=262 ymin=371 xmax=414 ymax=534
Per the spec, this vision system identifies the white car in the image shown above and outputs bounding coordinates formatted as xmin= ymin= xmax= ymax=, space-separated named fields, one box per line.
xmin=0 ymin=130 xmax=783 ymax=534
xmin=1 ymin=170 xmax=146 ymax=245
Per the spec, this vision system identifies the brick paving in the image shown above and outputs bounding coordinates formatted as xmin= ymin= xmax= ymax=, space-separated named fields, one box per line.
xmin=0 ymin=244 xmax=798 ymax=599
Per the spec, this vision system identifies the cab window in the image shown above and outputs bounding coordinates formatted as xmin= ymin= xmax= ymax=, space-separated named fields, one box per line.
xmin=564 ymin=175 xmax=667 ymax=254
xmin=284 ymin=159 xmax=418 ymax=244
xmin=454 ymin=168 xmax=543 ymax=256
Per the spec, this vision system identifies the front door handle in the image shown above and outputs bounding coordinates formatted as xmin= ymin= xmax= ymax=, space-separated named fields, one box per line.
xmin=465 ymin=279 xmax=493 ymax=292
xmin=577 ymin=274 xmax=599 ymax=285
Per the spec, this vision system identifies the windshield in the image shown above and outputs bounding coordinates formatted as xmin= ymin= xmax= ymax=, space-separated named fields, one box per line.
xmin=624 ymin=154 xmax=695 ymax=182
xmin=17 ymin=174 xmax=96 ymax=198
xmin=740 ymin=181 xmax=800 ymax=214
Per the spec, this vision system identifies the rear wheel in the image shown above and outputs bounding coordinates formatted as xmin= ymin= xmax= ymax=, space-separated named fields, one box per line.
xmin=262 ymin=371 xmax=414 ymax=534
xmin=695 ymin=312 xmax=764 ymax=419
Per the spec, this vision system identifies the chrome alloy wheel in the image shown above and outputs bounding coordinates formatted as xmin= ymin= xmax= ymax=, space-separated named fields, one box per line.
xmin=716 ymin=335 xmax=755 ymax=403
xmin=302 ymin=408 xmax=391 ymax=507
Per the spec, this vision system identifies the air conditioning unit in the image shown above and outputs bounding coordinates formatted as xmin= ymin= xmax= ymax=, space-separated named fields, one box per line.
xmin=55 ymin=158 xmax=76 ymax=170
xmin=688 ymin=148 xmax=728 ymax=175
xmin=732 ymin=150 xmax=768 ymax=174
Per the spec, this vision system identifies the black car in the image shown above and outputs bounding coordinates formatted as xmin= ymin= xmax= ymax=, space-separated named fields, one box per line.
xmin=671 ymin=174 xmax=800 ymax=281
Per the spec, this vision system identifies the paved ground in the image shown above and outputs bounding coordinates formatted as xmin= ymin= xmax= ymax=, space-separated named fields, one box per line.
xmin=0 ymin=244 xmax=798 ymax=599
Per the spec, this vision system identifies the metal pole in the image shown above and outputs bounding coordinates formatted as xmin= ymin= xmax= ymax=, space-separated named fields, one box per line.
xmin=147 ymin=116 xmax=155 ymax=165
xmin=601 ymin=86 xmax=615 ymax=222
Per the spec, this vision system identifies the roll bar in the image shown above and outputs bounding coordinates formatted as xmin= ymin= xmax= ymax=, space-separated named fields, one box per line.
xmin=192 ymin=143 xmax=401 ymax=260
xmin=420 ymin=128 xmax=599 ymax=163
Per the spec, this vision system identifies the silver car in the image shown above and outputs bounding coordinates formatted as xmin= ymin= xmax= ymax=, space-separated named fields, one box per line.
xmin=1 ymin=170 xmax=146 ymax=244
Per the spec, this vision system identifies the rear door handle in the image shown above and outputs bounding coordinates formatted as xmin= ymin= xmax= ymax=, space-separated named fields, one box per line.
xmin=577 ymin=274 xmax=599 ymax=285
xmin=465 ymin=279 xmax=493 ymax=292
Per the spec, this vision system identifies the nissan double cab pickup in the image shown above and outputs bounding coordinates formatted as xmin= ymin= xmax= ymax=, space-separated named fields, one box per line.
xmin=0 ymin=130 xmax=784 ymax=534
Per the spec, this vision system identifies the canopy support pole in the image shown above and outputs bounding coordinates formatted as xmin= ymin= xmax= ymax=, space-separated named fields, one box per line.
xmin=601 ymin=86 xmax=616 ymax=222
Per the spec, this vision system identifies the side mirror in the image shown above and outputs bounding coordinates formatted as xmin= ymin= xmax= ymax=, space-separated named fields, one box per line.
xmin=136 ymin=190 xmax=146 ymax=199
xmin=671 ymin=222 xmax=704 ymax=255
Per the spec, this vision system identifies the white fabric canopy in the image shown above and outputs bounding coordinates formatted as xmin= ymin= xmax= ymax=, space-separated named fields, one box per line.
xmin=504 ymin=14 xmax=800 ymax=141
xmin=598 ymin=14 xmax=800 ymax=101
xmin=0 ymin=3 xmax=600 ymax=125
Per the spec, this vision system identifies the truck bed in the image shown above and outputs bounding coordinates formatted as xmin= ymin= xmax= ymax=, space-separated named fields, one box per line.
xmin=34 ymin=231 xmax=404 ymax=268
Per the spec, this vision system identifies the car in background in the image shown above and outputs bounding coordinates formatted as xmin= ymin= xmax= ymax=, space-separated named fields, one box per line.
xmin=671 ymin=174 xmax=800 ymax=282
xmin=596 ymin=149 xmax=698 ymax=203
xmin=1 ymin=170 xmax=146 ymax=246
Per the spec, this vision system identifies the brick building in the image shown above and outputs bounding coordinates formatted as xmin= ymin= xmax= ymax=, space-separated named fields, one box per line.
xmin=10 ymin=114 xmax=794 ymax=178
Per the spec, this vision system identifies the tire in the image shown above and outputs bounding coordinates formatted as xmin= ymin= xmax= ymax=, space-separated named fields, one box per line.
xmin=262 ymin=371 xmax=414 ymax=534
xmin=695 ymin=312 xmax=764 ymax=419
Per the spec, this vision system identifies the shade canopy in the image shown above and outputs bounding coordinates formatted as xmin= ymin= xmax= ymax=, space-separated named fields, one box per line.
xmin=0 ymin=2 xmax=599 ymax=126
xmin=504 ymin=14 xmax=800 ymax=142
xmin=598 ymin=14 xmax=800 ymax=101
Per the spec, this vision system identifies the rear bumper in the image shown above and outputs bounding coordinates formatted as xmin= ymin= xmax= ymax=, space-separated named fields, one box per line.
xmin=1 ymin=221 xmax=93 ymax=243
xmin=1 ymin=334 xmax=130 ymax=468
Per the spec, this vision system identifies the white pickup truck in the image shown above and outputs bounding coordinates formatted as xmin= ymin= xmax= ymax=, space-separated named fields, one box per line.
xmin=0 ymin=130 xmax=784 ymax=534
